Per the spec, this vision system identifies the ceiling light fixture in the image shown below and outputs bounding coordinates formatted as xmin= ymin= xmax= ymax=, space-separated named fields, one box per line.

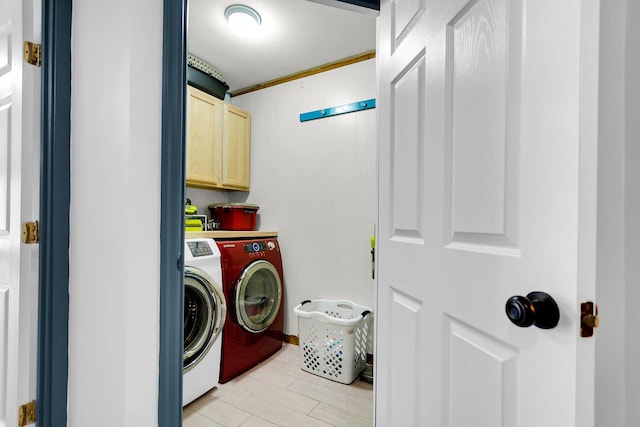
xmin=225 ymin=4 xmax=262 ymax=33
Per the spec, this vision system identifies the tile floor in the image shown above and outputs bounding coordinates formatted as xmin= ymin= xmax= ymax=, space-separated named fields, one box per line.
xmin=183 ymin=343 xmax=374 ymax=427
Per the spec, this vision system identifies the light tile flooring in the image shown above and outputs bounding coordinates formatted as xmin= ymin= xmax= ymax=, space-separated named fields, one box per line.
xmin=183 ymin=343 xmax=374 ymax=427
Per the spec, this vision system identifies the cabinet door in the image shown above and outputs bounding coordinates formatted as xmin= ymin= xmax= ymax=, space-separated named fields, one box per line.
xmin=222 ymin=104 xmax=251 ymax=190
xmin=186 ymin=86 xmax=223 ymax=188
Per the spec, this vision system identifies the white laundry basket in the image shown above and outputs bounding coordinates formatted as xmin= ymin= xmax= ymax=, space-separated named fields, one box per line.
xmin=293 ymin=299 xmax=372 ymax=384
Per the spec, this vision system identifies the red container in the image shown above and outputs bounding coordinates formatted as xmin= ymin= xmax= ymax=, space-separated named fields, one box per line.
xmin=208 ymin=203 xmax=259 ymax=231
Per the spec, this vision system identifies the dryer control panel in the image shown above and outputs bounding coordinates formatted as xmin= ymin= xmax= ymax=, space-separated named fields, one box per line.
xmin=244 ymin=242 xmax=265 ymax=253
xmin=243 ymin=240 xmax=277 ymax=253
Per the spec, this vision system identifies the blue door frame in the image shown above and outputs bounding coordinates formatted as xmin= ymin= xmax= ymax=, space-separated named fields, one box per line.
xmin=38 ymin=1 xmax=378 ymax=426
xmin=37 ymin=0 xmax=71 ymax=425
xmin=158 ymin=0 xmax=188 ymax=424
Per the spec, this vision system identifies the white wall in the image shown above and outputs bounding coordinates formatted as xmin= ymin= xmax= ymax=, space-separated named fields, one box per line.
xmin=625 ymin=0 xmax=640 ymax=423
xmin=230 ymin=59 xmax=377 ymax=335
xmin=69 ymin=1 xmax=162 ymax=426
xmin=185 ymin=187 xmax=228 ymax=219
xmin=596 ymin=1 xmax=640 ymax=425
xmin=595 ymin=0 xmax=627 ymax=425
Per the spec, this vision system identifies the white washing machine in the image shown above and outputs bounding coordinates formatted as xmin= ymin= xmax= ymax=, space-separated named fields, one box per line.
xmin=183 ymin=238 xmax=226 ymax=406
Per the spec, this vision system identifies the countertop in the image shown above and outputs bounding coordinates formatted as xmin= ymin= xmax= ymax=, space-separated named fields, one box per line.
xmin=185 ymin=230 xmax=278 ymax=239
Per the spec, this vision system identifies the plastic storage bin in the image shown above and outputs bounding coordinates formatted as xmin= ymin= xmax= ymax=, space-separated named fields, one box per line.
xmin=293 ymin=299 xmax=372 ymax=384
xmin=208 ymin=203 xmax=259 ymax=231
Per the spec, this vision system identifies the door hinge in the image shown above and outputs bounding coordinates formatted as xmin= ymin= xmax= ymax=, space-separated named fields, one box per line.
xmin=23 ymin=41 xmax=41 ymax=67
xmin=21 ymin=221 xmax=39 ymax=244
xmin=18 ymin=400 xmax=36 ymax=426
xmin=580 ymin=301 xmax=599 ymax=338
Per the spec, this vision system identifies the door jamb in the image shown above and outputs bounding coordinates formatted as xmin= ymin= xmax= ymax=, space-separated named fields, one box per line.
xmin=158 ymin=0 xmax=187 ymax=425
xmin=36 ymin=0 xmax=72 ymax=426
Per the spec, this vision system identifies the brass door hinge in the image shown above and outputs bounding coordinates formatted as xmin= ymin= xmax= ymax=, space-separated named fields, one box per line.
xmin=581 ymin=302 xmax=600 ymax=338
xmin=18 ymin=400 xmax=36 ymax=426
xmin=23 ymin=41 xmax=41 ymax=67
xmin=21 ymin=221 xmax=39 ymax=244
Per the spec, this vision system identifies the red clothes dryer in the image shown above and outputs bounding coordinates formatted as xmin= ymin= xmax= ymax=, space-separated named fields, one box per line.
xmin=216 ymin=237 xmax=284 ymax=383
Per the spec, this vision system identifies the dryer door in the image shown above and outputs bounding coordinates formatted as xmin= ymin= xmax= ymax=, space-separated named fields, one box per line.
xmin=235 ymin=260 xmax=282 ymax=333
xmin=183 ymin=266 xmax=226 ymax=373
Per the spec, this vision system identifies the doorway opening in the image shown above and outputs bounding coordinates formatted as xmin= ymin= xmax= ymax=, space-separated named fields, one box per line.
xmin=180 ymin=0 xmax=377 ymax=425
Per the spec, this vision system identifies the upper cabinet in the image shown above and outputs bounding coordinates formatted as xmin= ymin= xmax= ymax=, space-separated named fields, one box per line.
xmin=222 ymin=104 xmax=251 ymax=190
xmin=186 ymin=86 xmax=223 ymax=188
xmin=186 ymin=86 xmax=251 ymax=191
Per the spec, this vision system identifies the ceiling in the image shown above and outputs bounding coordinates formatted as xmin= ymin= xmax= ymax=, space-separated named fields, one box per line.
xmin=188 ymin=0 xmax=377 ymax=93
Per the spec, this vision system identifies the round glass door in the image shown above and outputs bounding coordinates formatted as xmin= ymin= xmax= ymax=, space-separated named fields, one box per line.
xmin=235 ymin=260 xmax=282 ymax=333
xmin=183 ymin=267 xmax=226 ymax=373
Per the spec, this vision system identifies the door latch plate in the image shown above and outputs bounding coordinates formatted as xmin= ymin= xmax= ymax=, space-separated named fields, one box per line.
xmin=580 ymin=301 xmax=599 ymax=338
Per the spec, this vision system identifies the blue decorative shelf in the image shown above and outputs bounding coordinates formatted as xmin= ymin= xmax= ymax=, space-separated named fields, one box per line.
xmin=300 ymin=98 xmax=376 ymax=122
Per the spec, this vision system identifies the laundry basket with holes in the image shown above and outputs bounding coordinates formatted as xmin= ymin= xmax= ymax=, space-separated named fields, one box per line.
xmin=293 ymin=299 xmax=372 ymax=384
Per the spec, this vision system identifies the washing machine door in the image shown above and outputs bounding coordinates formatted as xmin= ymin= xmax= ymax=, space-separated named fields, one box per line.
xmin=183 ymin=266 xmax=226 ymax=373
xmin=235 ymin=260 xmax=282 ymax=333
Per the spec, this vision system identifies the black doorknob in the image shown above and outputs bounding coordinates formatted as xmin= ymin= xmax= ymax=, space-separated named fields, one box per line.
xmin=505 ymin=291 xmax=560 ymax=329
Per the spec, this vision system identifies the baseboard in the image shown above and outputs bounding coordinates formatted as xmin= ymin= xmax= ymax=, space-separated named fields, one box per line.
xmin=282 ymin=334 xmax=299 ymax=345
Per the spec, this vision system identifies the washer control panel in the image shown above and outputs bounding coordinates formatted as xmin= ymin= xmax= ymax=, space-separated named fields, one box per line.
xmin=187 ymin=240 xmax=213 ymax=257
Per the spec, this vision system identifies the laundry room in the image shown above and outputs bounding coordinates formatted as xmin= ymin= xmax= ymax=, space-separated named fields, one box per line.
xmin=182 ymin=0 xmax=378 ymax=424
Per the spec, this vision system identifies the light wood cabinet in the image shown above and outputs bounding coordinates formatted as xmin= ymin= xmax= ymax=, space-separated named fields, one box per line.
xmin=186 ymin=86 xmax=251 ymax=191
xmin=186 ymin=86 xmax=223 ymax=188
xmin=222 ymin=104 xmax=251 ymax=189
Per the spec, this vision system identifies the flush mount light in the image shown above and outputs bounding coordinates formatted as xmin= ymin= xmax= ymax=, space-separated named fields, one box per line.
xmin=225 ymin=4 xmax=262 ymax=32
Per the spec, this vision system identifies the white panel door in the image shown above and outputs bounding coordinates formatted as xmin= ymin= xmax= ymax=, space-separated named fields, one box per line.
xmin=0 ymin=0 xmax=40 ymax=425
xmin=376 ymin=0 xmax=599 ymax=425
